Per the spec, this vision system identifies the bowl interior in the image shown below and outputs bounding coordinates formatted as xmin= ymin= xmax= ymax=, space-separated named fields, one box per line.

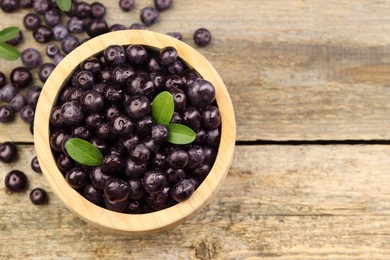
xmin=34 ymin=30 xmax=236 ymax=234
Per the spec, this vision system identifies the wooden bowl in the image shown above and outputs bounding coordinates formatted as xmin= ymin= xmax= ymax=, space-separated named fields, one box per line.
xmin=34 ymin=30 xmax=236 ymax=234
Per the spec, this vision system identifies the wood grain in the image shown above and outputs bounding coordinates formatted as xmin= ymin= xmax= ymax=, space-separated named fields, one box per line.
xmin=1 ymin=0 xmax=390 ymax=141
xmin=2 ymin=145 xmax=390 ymax=259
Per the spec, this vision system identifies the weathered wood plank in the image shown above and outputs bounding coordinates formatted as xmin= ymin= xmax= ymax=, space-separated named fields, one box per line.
xmin=2 ymin=145 xmax=390 ymax=258
xmin=1 ymin=1 xmax=390 ymax=141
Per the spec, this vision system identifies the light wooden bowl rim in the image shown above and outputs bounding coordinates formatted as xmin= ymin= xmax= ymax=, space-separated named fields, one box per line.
xmin=34 ymin=30 xmax=236 ymax=234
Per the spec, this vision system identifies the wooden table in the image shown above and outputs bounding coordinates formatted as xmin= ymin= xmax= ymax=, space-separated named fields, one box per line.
xmin=1 ymin=1 xmax=390 ymax=258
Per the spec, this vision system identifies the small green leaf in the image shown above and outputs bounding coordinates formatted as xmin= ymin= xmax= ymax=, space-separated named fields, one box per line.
xmin=55 ymin=0 xmax=72 ymax=11
xmin=0 ymin=27 xmax=20 ymax=42
xmin=65 ymin=138 xmax=103 ymax=166
xmin=152 ymin=91 xmax=174 ymax=125
xmin=0 ymin=42 xmax=20 ymax=61
xmin=167 ymin=124 xmax=196 ymax=145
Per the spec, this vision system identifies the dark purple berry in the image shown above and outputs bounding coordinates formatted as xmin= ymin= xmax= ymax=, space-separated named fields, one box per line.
xmin=202 ymin=105 xmax=221 ymax=130
xmin=186 ymin=145 xmax=205 ymax=170
xmin=56 ymin=153 xmax=75 ymax=172
xmin=33 ymin=0 xmax=51 ymax=14
xmin=46 ymin=44 xmax=59 ymax=58
xmin=167 ymin=60 xmax=184 ymax=75
xmin=193 ymin=28 xmax=212 ymax=47
xmin=85 ymin=113 xmax=103 ymax=130
xmin=23 ymin=13 xmax=41 ymax=31
xmin=19 ymin=0 xmax=32 ymax=8
xmin=110 ymin=115 xmax=134 ymax=137
xmin=0 ymin=142 xmax=17 ymax=163
xmin=109 ymin=23 xmax=126 ymax=32
xmin=6 ymin=30 xmax=23 ymax=46
xmin=135 ymin=115 xmax=153 ymax=136
xmin=143 ymin=169 xmax=167 ymax=193
xmin=187 ymin=79 xmax=215 ymax=108
xmin=67 ymin=17 xmax=85 ymax=33
xmin=44 ymin=8 xmax=62 ymax=27
xmin=72 ymin=126 xmax=90 ymax=140
xmin=61 ymin=35 xmax=80 ymax=54
xmin=205 ymin=128 xmax=220 ymax=147
xmin=104 ymin=178 xmax=130 ymax=202
xmin=163 ymin=75 xmax=182 ymax=90
xmin=0 ymin=105 xmax=15 ymax=123
xmin=183 ymin=106 xmax=202 ymax=131
xmin=90 ymin=167 xmax=111 ymax=190
xmin=104 ymin=105 xmax=120 ymax=120
xmin=86 ymin=19 xmax=108 ymax=38
xmin=10 ymin=94 xmax=25 ymax=111
xmin=126 ymin=45 xmax=149 ymax=65
xmin=160 ymin=46 xmax=177 ymax=65
xmin=80 ymin=90 xmax=104 ymax=114
xmin=171 ymin=179 xmax=195 ymax=202
xmin=131 ymin=143 xmax=150 ymax=164
xmin=81 ymin=57 xmax=101 ymax=74
xmin=170 ymin=87 xmax=187 ymax=112
xmin=101 ymin=153 xmax=125 ymax=174
xmin=166 ymin=168 xmax=186 ymax=184
xmin=129 ymin=23 xmax=145 ymax=30
xmin=125 ymin=95 xmax=151 ymax=120
xmin=192 ymin=163 xmax=211 ymax=181
xmin=5 ymin=170 xmax=27 ymax=192
xmin=10 ymin=67 xmax=32 ymax=88
xmin=83 ymin=184 xmax=103 ymax=205
xmin=75 ymin=1 xmax=91 ymax=19
xmin=31 ymin=156 xmax=42 ymax=173
xmin=74 ymin=70 xmax=94 ymax=90
xmin=181 ymin=69 xmax=201 ymax=87
xmin=38 ymin=63 xmax=55 ymax=83
xmin=20 ymin=105 xmax=35 ymax=123
xmin=124 ymin=158 xmax=146 ymax=179
xmin=25 ymin=86 xmax=42 ymax=107
xmin=170 ymin=111 xmax=182 ymax=124
xmin=0 ymin=84 xmax=17 ymax=102
xmin=21 ymin=48 xmax=41 ymax=69
xmin=119 ymin=0 xmax=134 ymax=11
xmin=126 ymin=73 xmax=155 ymax=97
xmin=104 ymin=84 xmax=124 ymax=103
xmin=29 ymin=188 xmax=47 ymax=205
xmin=104 ymin=196 xmax=128 ymax=212
xmin=90 ymin=2 xmax=105 ymax=18
xmin=167 ymin=147 xmax=189 ymax=169
xmin=145 ymin=186 xmax=171 ymax=210
xmin=167 ymin=32 xmax=182 ymax=40
xmin=113 ymin=64 xmax=135 ymax=85
xmin=140 ymin=6 xmax=159 ymax=26
xmin=54 ymin=53 xmax=65 ymax=65
xmin=154 ymin=0 xmax=172 ymax=11
xmin=66 ymin=168 xmax=89 ymax=190
xmin=61 ymin=101 xmax=84 ymax=126
xmin=1 ymin=0 xmax=20 ymax=12
xmin=64 ymin=87 xmax=84 ymax=102
xmin=52 ymin=24 xmax=69 ymax=40
xmin=103 ymin=45 xmax=126 ymax=67
xmin=128 ymin=179 xmax=144 ymax=200
xmin=33 ymin=26 xmax=53 ymax=43
xmin=151 ymin=124 xmax=169 ymax=143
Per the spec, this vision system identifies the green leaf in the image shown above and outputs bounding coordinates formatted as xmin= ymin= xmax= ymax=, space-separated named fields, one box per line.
xmin=0 ymin=42 xmax=20 ymax=61
xmin=55 ymin=0 xmax=72 ymax=11
xmin=0 ymin=27 xmax=20 ymax=42
xmin=167 ymin=124 xmax=196 ymax=145
xmin=65 ymin=138 xmax=103 ymax=166
xmin=152 ymin=91 xmax=174 ymax=125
